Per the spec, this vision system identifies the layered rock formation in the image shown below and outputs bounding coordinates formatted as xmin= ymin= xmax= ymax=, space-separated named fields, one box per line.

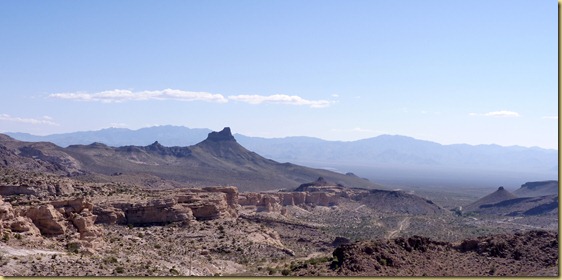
xmin=25 ymin=197 xmax=102 ymax=245
xmin=0 ymin=196 xmax=40 ymax=235
xmin=93 ymin=186 xmax=239 ymax=226
xmin=239 ymin=178 xmax=445 ymax=215
xmin=0 ymin=194 xmax=103 ymax=253
xmin=26 ymin=204 xmax=68 ymax=236
xmin=0 ymin=173 xmax=76 ymax=197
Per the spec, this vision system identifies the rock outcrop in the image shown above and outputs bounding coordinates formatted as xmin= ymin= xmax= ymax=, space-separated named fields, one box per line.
xmin=293 ymin=230 xmax=558 ymax=277
xmin=0 ymin=176 xmax=76 ymax=197
xmin=50 ymin=198 xmax=100 ymax=241
xmin=9 ymin=216 xmax=40 ymax=234
xmin=239 ymin=190 xmax=338 ymax=213
xmin=115 ymin=198 xmax=193 ymax=226
xmin=23 ymin=197 xmax=103 ymax=246
xmin=239 ymin=178 xmax=446 ymax=215
xmin=94 ymin=186 xmax=239 ymax=225
xmin=26 ymin=204 xmax=68 ymax=235
xmin=0 ymin=195 xmax=40 ymax=235
xmin=117 ymin=141 xmax=192 ymax=158
xmin=205 ymin=127 xmax=236 ymax=142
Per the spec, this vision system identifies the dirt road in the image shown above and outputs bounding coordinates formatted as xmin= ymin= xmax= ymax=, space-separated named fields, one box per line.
xmin=386 ymin=217 xmax=410 ymax=239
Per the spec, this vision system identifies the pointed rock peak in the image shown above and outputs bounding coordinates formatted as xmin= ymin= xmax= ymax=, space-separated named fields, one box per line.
xmin=148 ymin=141 xmax=164 ymax=148
xmin=206 ymin=127 xmax=236 ymax=142
xmin=498 ymin=186 xmax=505 ymax=191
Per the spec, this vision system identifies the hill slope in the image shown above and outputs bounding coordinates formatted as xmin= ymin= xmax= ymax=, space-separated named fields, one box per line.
xmin=292 ymin=230 xmax=558 ymax=276
xmin=513 ymin=180 xmax=558 ymax=197
xmin=464 ymin=187 xmax=517 ymax=212
xmin=464 ymin=186 xmax=558 ymax=216
xmin=0 ymin=128 xmax=378 ymax=192
xmin=475 ymin=195 xmax=558 ymax=216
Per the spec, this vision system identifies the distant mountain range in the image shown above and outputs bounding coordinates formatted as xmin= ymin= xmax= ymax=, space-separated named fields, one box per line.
xmin=6 ymin=126 xmax=212 ymax=148
xmin=6 ymin=126 xmax=558 ymax=188
xmin=0 ymin=128 xmax=376 ymax=192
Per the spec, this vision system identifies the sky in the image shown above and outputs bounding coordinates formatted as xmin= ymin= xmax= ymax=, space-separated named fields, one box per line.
xmin=0 ymin=0 xmax=558 ymax=149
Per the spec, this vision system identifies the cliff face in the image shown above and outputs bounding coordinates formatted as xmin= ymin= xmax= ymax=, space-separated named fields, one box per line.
xmin=93 ymin=186 xmax=239 ymax=226
xmin=239 ymin=190 xmax=340 ymax=213
xmin=239 ymin=182 xmax=446 ymax=216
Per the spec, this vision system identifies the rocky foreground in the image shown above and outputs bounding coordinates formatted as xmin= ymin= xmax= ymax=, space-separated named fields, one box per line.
xmin=292 ymin=230 xmax=558 ymax=277
xmin=0 ymin=169 xmax=558 ymax=276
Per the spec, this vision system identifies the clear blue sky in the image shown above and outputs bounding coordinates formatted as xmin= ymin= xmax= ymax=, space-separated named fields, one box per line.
xmin=0 ymin=0 xmax=558 ymax=149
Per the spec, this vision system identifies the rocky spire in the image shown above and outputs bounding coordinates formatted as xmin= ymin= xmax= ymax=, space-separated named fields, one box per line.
xmin=205 ymin=127 xmax=236 ymax=142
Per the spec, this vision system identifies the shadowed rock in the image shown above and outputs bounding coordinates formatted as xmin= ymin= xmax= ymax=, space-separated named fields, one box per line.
xmin=205 ymin=127 xmax=236 ymax=142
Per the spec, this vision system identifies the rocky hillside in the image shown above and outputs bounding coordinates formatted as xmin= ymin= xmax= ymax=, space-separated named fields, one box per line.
xmin=514 ymin=180 xmax=558 ymax=197
xmin=292 ymin=230 xmax=558 ymax=276
xmin=472 ymin=195 xmax=558 ymax=216
xmin=463 ymin=185 xmax=558 ymax=216
xmin=464 ymin=187 xmax=518 ymax=212
xmin=0 ymin=128 xmax=378 ymax=192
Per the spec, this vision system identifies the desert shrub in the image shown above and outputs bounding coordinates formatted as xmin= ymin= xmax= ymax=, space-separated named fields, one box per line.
xmin=66 ymin=242 xmax=80 ymax=253
xmin=267 ymin=267 xmax=277 ymax=275
xmin=169 ymin=268 xmax=179 ymax=275
xmin=115 ymin=266 xmax=124 ymax=274
xmin=104 ymin=256 xmax=118 ymax=264
xmin=154 ymin=244 xmax=161 ymax=249
xmin=281 ymin=269 xmax=290 ymax=276
xmin=330 ymin=256 xmax=340 ymax=270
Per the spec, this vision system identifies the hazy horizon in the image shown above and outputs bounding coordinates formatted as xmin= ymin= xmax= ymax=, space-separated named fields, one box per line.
xmin=3 ymin=124 xmax=558 ymax=151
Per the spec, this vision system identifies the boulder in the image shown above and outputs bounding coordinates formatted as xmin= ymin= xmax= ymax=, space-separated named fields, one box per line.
xmin=26 ymin=204 xmax=67 ymax=236
xmin=100 ymin=198 xmax=194 ymax=226
xmin=10 ymin=216 xmax=40 ymax=235
xmin=92 ymin=205 xmax=126 ymax=224
xmin=51 ymin=197 xmax=93 ymax=214
xmin=0 ymin=197 xmax=15 ymax=221
xmin=70 ymin=209 xmax=99 ymax=241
